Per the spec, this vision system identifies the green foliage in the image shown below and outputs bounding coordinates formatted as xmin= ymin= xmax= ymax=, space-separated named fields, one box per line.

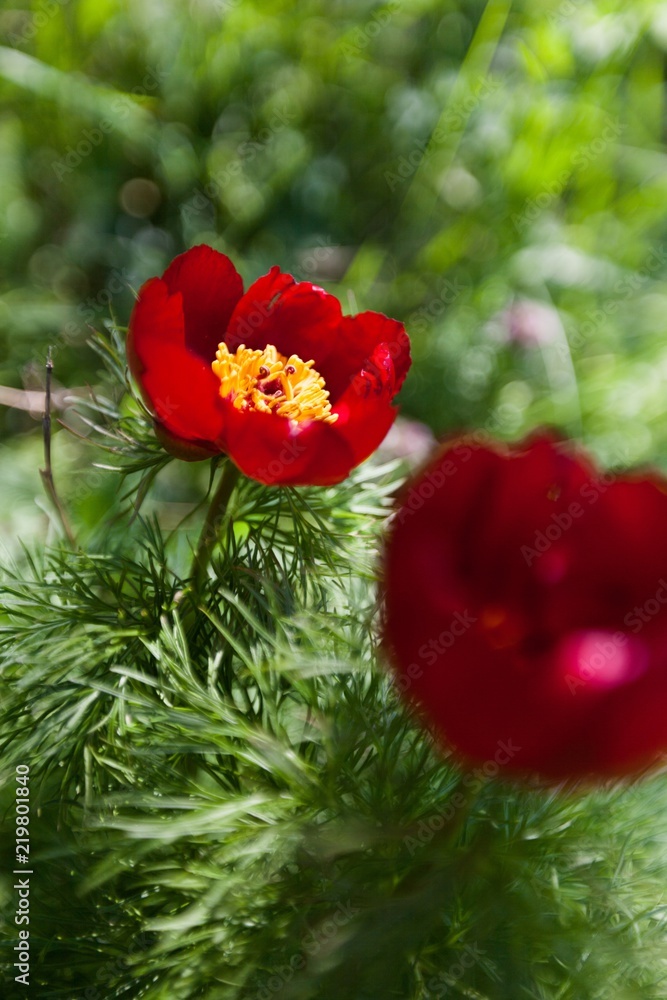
xmin=1 ymin=336 xmax=667 ymax=998
xmin=4 ymin=503 xmax=667 ymax=998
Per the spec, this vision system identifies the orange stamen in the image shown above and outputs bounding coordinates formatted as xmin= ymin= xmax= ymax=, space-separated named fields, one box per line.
xmin=212 ymin=343 xmax=338 ymax=424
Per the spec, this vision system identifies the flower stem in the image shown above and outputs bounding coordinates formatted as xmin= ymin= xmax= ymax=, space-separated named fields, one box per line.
xmin=190 ymin=461 xmax=241 ymax=593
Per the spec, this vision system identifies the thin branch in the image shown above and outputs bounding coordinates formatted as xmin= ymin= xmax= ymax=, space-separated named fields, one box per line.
xmin=39 ymin=347 xmax=76 ymax=546
xmin=0 ymin=384 xmax=83 ymax=414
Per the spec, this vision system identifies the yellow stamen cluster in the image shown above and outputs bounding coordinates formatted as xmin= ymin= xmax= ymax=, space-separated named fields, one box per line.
xmin=212 ymin=343 xmax=338 ymax=424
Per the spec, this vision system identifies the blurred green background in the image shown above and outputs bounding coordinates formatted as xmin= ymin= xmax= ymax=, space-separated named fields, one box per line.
xmin=2 ymin=0 xmax=667 ymax=540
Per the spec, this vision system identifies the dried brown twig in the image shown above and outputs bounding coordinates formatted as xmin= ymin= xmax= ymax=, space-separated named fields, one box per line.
xmin=38 ymin=348 xmax=76 ymax=545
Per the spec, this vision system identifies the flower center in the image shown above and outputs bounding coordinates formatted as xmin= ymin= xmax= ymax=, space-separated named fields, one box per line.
xmin=212 ymin=343 xmax=338 ymax=424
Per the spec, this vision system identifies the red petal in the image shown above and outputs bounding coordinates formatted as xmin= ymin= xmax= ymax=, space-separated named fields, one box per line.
xmin=162 ymin=245 xmax=244 ymax=363
xmin=225 ymin=268 xmax=342 ymax=375
xmin=325 ymin=312 xmax=411 ymax=402
xmin=127 ymin=276 xmax=186 ymax=382
xmin=141 ymin=342 xmax=227 ymax=446
xmin=217 ymin=401 xmax=354 ymax=486
xmin=224 ymin=266 xmax=294 ymax=351
xmin=329 ymin=343 xmax=399 ymax=466
xmin=128 ymin=277 xmax=226 ymax=448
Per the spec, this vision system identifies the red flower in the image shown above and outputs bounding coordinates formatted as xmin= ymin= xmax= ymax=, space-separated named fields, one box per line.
xmin=127 ymin=245 xmax=410 ymax=485
xmin=384 ymin=432 xmax=667 ymax=781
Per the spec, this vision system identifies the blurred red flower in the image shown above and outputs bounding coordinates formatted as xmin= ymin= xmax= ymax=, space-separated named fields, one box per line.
xmin=127 ymin=245 xmax=410 ymax=485
xmin=384 ymin=432 xmax=667 ymax=781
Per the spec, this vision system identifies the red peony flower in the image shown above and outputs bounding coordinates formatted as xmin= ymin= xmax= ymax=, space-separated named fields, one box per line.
xmin=384 ymin=432 xmax=667 ymax=781
xmin=127 ymin=245 xmax=410 ymax=486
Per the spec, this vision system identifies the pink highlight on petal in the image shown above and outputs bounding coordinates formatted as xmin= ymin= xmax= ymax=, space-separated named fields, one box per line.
xmin=556 ymin=629 xmax=648 ymax=693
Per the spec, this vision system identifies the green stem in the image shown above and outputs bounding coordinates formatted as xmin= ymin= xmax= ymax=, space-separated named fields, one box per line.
xmin=190 ymin=461 xmax=241 ymax=593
